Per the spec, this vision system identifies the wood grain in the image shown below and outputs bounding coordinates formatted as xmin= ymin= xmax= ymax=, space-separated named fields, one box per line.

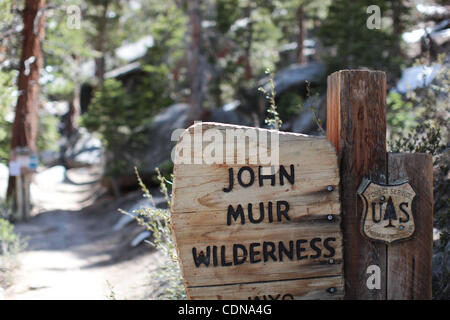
xmin=188 ymin=276 xmax=344 ymax=300
xmin=327 ymin=70 xmax=387 ymax=299
xmin=172 ymin=122 xmax=344 ymax=299
xmin=387 ymin=153 xmax=433 ymax=299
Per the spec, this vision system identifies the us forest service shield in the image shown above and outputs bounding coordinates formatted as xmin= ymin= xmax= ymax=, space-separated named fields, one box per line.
xmin=357 ymin=178 xmax=416 ymax=244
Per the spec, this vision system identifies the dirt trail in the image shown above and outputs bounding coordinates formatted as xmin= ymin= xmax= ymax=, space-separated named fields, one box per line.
xmin=5 ymin=166 xmax=166 ymax=300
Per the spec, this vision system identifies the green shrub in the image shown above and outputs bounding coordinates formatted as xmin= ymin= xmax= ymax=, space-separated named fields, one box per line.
xmin=0 ymin=70 xmax=16 ymax=163
xmin=37 ymin=112 xmax=61 ymax=152
xmin=0 ymin=217 xmax=26 ymax=288
xmin=120 ymin=168 xmax=186 ymax=300
xmin=387 ymin=54 xmax=449 ymax=300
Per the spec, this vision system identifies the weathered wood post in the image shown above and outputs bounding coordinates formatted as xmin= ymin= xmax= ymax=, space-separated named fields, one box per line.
xmin=327 ymin=70 xmax=433 ymax=299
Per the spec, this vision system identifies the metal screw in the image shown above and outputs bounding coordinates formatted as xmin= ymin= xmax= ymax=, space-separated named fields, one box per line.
xmin=327 ymin=215 xmax=334 ymax=221
xmin=329 ymin=258 xmax=335 ymax=264
xmin=327 ymin=185 xmax=334 ymax=192
xmin=328 ymin=287 xmax=336 ymax=294
xmin=380 ymin=196 xmax=386 ymax=202
xmin=399 ymin=225 xmax=405 ymax=230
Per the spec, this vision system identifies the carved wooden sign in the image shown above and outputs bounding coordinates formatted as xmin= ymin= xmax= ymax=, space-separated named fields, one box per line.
xmin=171 ymin=122 xmax=344 ymax=300
xmin=357 ymin=178 xmax=416 ymax=244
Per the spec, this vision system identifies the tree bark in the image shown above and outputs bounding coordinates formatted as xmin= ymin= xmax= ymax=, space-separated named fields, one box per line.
xmin=66 ymin=82 xmax=81 ymax=137
xmin=243 ymin=3 xmax=253 ymax=80
xmin=297 ymin=4 xmax=307 ymax=65
xmin=327 ymin=70 xmax=388 ymax=299
xmin=94 ymin=2 xmax=109 ymax=86
xmin=187 ymin=0 xmax=204 ymax=123
xmin=7 ymin=0 xmax=46 ymax=199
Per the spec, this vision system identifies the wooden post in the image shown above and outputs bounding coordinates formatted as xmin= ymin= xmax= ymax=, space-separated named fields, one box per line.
xmin=327 ymin=70 xmax=433 ymax=299
xmin=23 ymin=173 xmax=31 ymax=221
xmin=15 ymin=175 xmax=23 ymax=221
xmin=387 ymin=153 xmax=433 ymax=299
xmin=327 ymin=70 xmax=387 ymax=299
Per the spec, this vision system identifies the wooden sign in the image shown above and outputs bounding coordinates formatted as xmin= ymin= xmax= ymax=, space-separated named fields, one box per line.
xmin=171 ymin=122 xmax=344 ymax=300
xmin=358 ymin=178 xmax=416 ymax=244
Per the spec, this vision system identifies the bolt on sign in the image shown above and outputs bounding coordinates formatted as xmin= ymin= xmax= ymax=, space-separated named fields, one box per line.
xmin=357 ymin=178 xmax=416 ymax=244
xmin=171 ymin=122 xmax=344 ymax=300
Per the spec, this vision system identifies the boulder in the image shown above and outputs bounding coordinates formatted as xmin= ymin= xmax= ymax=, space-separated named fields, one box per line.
xmin=258 ymin=63 xmax=325 ymax=96
xmin=63 ymin=127 xmax=102 ymax=168
xmin=106 ymin=103 xmax=252 ymax=189
xmin=291 ymin=94 xmax=327 ymax=135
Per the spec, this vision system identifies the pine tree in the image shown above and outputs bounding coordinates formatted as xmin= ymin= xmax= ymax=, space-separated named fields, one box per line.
xmin=318 ymin=0 xmax=404 ymax=79
xmin=7 ymin=0 xmax=46 ymax=199
xmin=383 ymin=197 xmax=398 ymax=228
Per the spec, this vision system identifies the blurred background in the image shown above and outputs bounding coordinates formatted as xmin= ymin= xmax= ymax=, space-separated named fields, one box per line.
xmin=0 ymin=0 xmax=448 ymax=300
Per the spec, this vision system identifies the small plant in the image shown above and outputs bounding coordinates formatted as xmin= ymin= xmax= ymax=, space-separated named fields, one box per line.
xmin=259 ymin=69 xmax=282 ymax=130
xmin=298 ymin=80 xmax=326 ymax=136
xmin=0 ymin=217 xmax=26 ymax=288
xmin=106 ymin=280 xmax=117 ymax=300
xmin=387 ymin=53 xmax=449 ymax=300
xmin=119 ymin=167 xmax=186 ymax=300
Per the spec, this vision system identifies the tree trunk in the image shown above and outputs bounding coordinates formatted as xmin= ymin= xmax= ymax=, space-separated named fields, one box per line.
xmin=297 ymin=4 xmax=307 ymax=65
xmin=94 ymin=2 xmax=109 ymax=86
xmin=66 ymin=82 xmax=81 ymax=137
xmin=7 ymin=0 xmax=46 ymax=199
xmin=243 ymin=4 xmax=253 ymax=80
xmin=187 ymin=0 xmax=204 ymax=123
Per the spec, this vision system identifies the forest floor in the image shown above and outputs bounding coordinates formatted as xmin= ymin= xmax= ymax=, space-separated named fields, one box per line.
xmin=4 ymin=165 xmax=166 ymax=300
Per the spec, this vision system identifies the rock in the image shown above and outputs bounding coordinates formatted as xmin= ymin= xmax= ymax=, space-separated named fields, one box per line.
xmin=130 ymin=230 xmax=152 ymax=247
xmin=394 ymin=64 xmax=442 ymax=94
xmin=39 ymin=150 xmax=60 ymax=167
xmin=258 ymin=63 xmax=325 ymax=95
xmin=291 ymin=94 xmax=326 ymax=135
xmin=63 ymin=127 xmax=102 ymax=168
xmin=113 ymin=195 xmax=166 ymax=231
xmin=106 ymin=103 xmax=252 ymax=188
xmin=34 ymin=165 xmax=66 ymax=186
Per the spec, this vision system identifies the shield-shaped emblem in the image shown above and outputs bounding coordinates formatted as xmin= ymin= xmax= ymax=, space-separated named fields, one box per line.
xmin=357 ymin=178 xmax=416 ymax=244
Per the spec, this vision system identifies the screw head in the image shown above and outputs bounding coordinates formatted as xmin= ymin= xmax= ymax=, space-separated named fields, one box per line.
xmin=328 ymin=287 xmax=336 ymax=294
xmin=327 ymin=214 xmax=334 ymax=221
xmin=399 ymin=225 xmax=405 ymax=230
xmin=327 ymin=185 xmax=334 ymax=192
xmin=380 ymin=196 xmax=386 ymax=202
xmin=329 ymin=258 xmax=335 ymax=264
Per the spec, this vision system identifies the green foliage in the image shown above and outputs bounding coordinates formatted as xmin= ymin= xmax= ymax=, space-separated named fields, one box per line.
xmin=208 ymin=0 xmax=284 ymax=106
xmin=277 ymin=91 xmax=302 ymax=123
xmin=80 ymin=1 xmax=183 ymax=176
xmin=0 ymin=217 xmax=26 ymax=288
xmin=37 ymin=113 xmax=61 ymax=152
xmin=0 ymin=71 xmax=16 ymax=163
xmin=0 ymin=0 xmax=13 ymax=24
xmin=0 ymin=218 xmax=20 ymax=256
xmin=259 ymin=69 xmax=282 ymax=130
xmin=387 ymin=54 xmax=449 ymax=300
xmin=386 ymin=91 xmax=416 ymax=141
xmin=318 ymin=0 xmax=405 ymax=77
xmin=298 ymin=80 xmax=325 ymax=135
xmin=389 ymin=122 xmax=445 ymax=156
xmin=119 ymin=168 xmax=186 ymax=300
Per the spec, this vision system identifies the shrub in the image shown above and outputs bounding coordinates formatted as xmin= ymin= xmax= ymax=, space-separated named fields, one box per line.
xmin=0 ymin=217 xmax=26 ymax=288
xmin=388 ymin=54 xmax=449 ymax=300
xmin=120 ymin=168 xmax=186 ymax=300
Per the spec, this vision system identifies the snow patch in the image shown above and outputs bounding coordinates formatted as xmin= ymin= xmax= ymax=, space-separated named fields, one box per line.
xmin=0 ymin=163 xmax=8 ymax=199
xmin=395 ymin=64 xmax=442 ymax=94
xmin=34 ymin=165 xmax=66 ymax=186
